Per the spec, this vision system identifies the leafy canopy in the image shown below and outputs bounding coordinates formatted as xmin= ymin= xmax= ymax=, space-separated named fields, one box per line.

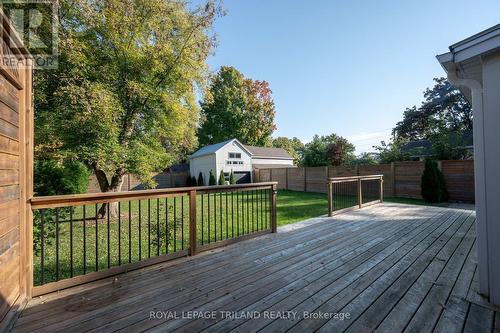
xmin=35 ymin=0 xmax=221 ymax=189
xmin=272 ymin=137 xmax=304 ymax=165
xmin=302 ymin=134 xmax=355 ymax=167
xmin=198 ymin=66 xmax=276 ymax=146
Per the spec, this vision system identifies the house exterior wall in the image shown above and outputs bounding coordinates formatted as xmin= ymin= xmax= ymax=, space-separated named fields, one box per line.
xmin=189 ymin=154 xmax=216 ymax=185
xmin=214 ymin=141 xmax=252 ymax=180
xmin=481 ymin=52 xmax=500 ymax=305
xmin=251 ymin=157 xmax=294 ymax=166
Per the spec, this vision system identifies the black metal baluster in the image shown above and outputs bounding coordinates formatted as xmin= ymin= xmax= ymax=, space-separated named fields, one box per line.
xmin=246 ymin=191 xmax=250 ymax=233
xmin=148 ymin=199 xmax=151 ymax=258
xmin=256 ymin=190 xmax=259 ymax=231
xmin=201 ymin=194 xmax=204 ymax=245
xmin=214 ymin=192 xmax=217 ymax=241
xmin=107 ymin=203 xmax=110 ymax=268
xmin=231 ymin=192 xmax=234 ymax=238
xmin=129 ymin=201 xmax=132 ymax=263
xmin=173 ymin=196 xmax=177 ymax=251
xmin=181 ymin=196 xmax=184 ymax=250
xmin=219 ymin=192 xmax=223 ymax=240
xmin=138 ymin=200 xmax=142 ymax=260
xmin=95 ymin=204 xmax=98 ymax=272
xmin=157 ymin=198 xmax=160 ymax=256
xmin=40 ymin=209 xmax=45 ymax=284
xmin=70 ymin=208 xmax=73 ymax=277
xmin=225 ymin=192 xmax=228 ymax=239
xmin=165 ymin=197 xmax=169 ymax=253
xmin=55 ymin=208 xmax=59 ymax=281
xmin=207 ymin=193 xmax=211 ymax=243
xmin=83 ymin=206 xmax=86 ymax=274
xmin=118 ymin=202 xmax=121 ymax=265
xmin=236 ymin=191 xmax=239 ymax=236
xmin=240 ymin=190 xmax=244 ymax=235
xmin=251 ymin=190 xmax=255 ymax=232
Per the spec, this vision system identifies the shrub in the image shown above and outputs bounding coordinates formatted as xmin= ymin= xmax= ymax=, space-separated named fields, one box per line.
xmin=208 ymin=170 xmax=216 ymax=185
xmin=229 ymin=170 xmax=237 ymax=184
xmin=197 ymin=172 xmax=205 ymax=186
xmin=421 ymin=159 xmax=449 ymax=203
xmin=185 ymin=175 xmax=192 ymax=186
xmin=33 ymin=159 xmax=91 ymax=255
xmin=191 ymin=176 xmax=197 ymax=186
xmin=218 ymin=170 xmax=225 ymax=185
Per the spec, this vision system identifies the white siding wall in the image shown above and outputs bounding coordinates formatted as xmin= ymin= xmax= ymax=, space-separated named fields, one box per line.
xmin=189 ymin=154 xmax=216 ymax=185
xmin=481 ymin=53 xmax=500 ymax=305
xmin=251 ymin=157 xmax=294 ymax=166
xmin=215 ymin=141 xmax=252 ymax=180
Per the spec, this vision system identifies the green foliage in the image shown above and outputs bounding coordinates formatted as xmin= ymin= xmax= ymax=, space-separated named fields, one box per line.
xmin=191 ymin=176 xmax=197 ymax=186
xmin=198 ymin=66 xmax=276 ymax=146
xmin=34 ymin=0 xmax=221 ymax=191
xmin=218 ymin=170 xmax=226 ymax=185
xmin=421 ymin=159 xmax=449 ymax=203
xmin=272 ymin=137 xmax=304 ymax=165
xmin=33 ymin=160 xmax=91 ymax=255
xmin=374 ymin=140 xmax=412 ymax=164
xmin=353 ymin=152 xmax=378 ymax=165
xmin=229 ymin=170 xmax=237 ymax=184
xmin=208 ymin=170 xmax=216 ymax=185
xmin=387 ymin=77 xmax=473 ymax=161
xmin=302 ymin=134 xmax=355 ymax=167
xmin=34 ymin=160 xmax=91 ymax=196
xmin=197 ymin=172 xmax=205 ymax=186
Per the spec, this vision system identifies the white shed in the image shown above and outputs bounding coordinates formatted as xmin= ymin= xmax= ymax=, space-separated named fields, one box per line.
xmin=189 ymin=139 xmax=293 ymax=184
xmin=438 ymin=23 xmax=500 ymax=306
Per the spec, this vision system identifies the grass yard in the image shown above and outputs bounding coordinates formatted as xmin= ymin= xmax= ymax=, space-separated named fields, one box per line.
xmin=276 ymin=190 xmax=328 ymax=225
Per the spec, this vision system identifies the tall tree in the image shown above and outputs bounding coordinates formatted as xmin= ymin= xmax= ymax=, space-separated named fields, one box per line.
xmin=272 ymin=137 xmax=304 ymax=165
xmin=302 ymin=134 xmax=355 ymax=167
xmin=198 ymin=66 xmax=276 ymax=146
xmin=393 ymin=77 xmax=472 ymax=141
xmin=35 ymin=0 xmax=220 ymax=200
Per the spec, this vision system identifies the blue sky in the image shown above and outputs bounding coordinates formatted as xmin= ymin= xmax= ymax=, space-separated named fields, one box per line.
xmin=199 ymin=0 xmax=500 ymax=153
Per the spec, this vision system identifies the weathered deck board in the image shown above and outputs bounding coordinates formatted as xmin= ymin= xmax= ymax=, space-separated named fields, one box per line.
xmin=12 ymin=203 xmax=500 ymax=333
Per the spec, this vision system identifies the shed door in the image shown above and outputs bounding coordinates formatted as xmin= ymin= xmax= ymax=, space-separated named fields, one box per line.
xmin=234 ymin=171 xmax=251 ymax=184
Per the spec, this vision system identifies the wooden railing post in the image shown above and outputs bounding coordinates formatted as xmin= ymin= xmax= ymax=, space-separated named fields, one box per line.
xmin=328 ymin=181 xmax=333 ymax=217
xmin=271 ymin=184 xmax=277 ymax=233
xmin=357 ymin=178 xmax=362 ymax=208
xmin=189 ymin=189 xmax=197 ymax=256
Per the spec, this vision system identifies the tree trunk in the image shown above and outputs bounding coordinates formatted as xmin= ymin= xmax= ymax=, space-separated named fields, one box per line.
xmin=93 ymin=163 xmax=125 ymax=218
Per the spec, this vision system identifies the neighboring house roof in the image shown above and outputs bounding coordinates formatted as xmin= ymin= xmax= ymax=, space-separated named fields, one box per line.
xmin=243 ymin=145 xmax=293 ymax=160
xmin=401 ymin=130 xmax=474 ymax=158
xmin=190 ymin=139 xmax=252 ymax=159
xmin=190 ymin=138 xmax=293 ymax=160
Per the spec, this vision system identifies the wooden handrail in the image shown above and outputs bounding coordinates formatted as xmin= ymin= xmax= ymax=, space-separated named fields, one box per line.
xmin=328 ymin=175 xmax=384 ymax=182
xmin=30 ymin=182 xmax=278 ymax=209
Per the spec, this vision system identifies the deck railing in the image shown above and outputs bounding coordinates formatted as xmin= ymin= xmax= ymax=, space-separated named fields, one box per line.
xmin=30 ymin=182 xmax=277 ymax=295
xmin=327 ymin=175 xmax=383 ymax=216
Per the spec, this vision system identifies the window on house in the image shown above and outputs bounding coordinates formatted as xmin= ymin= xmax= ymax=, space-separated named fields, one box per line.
xmin=228 ymin=152 xmax=241 ymax=159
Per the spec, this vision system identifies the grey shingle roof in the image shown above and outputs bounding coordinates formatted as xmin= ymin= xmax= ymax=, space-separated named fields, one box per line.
xmin=243 ymin=145 xmax=293 ymax=159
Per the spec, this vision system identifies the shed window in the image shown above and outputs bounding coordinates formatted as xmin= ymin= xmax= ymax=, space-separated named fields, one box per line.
xmin=228 ymin=152 xmax=241 ymax=159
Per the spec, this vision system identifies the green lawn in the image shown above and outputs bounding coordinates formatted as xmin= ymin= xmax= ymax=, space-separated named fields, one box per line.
xmin=33 ymin=189 xmax=446 ymax=285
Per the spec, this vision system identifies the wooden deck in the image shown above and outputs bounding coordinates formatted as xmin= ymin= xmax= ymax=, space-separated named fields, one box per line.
xmin=12 ymin=203 xmax=500 ymax=332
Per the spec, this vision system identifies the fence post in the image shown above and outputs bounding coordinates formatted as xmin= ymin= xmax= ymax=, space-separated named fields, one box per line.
xmin=285 ymin=168 xmax=289 ymax=190
xmin=304 ymin=167 xmax=307 ymax=192
xmin=271 ymin=183 xmax=278 ymax=233
xmin=380 ymin=176 xmax=384 ymax=203
xmin=358 ymin=178 xmax=362 ymax=208
xmin=328 ymin=181 xmax=333 ymax=217
xmin=189 ymin=190 xmax=197 ymax=256
xmin=390 ymin=162 xmax=396 ymax=197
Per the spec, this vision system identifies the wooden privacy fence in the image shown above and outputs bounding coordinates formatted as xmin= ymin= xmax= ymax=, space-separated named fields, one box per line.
xmin=255 ymin=160 xmax=475 ymax=202
xmin=29 ymin=182 xmax=278 ymax=296
xmin=327 ymin=175 xmax=384 ymax=216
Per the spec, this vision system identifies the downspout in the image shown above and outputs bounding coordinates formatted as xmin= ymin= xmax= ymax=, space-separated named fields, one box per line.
xmin=448 ymin=67 xmax=490 ymax=298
